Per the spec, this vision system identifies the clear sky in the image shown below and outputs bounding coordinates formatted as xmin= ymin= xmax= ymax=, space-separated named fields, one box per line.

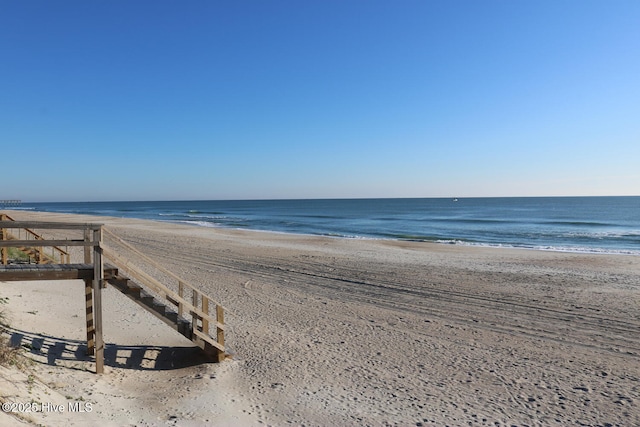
xmin=1 ymin=1 xmax=639 ymax=202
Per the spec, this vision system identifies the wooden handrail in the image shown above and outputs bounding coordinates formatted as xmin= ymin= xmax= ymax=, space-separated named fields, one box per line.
xmin=101 ymin=229 xmax=226 ymax=355
xmin=1 ymin=216 xmax=225 ymax=361
xmin=192 ymin=328 xmax=225 ymax=351
xmin=0 ymin=216 xmax=75 ymax=264
xmin=0 ymin=215 xmax=106 ymax=373
xmin=102 ymin=228 xmax=225 ymax=309
xmin=0 ymin=239 xmax=97 ymax=247
xmin=101 ymin=245 xmax=225 ymax=331
xmin=0 ymin=220 xmax=103 ymax=230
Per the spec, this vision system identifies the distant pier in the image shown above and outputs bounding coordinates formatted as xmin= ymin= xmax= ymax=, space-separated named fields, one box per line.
xmin=0 ymin=200 xmax=22 ymax=208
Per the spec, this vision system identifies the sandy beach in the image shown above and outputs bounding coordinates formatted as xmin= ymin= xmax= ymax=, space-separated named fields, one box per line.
xmin=1 ymin=210 xmax=639 ymax=426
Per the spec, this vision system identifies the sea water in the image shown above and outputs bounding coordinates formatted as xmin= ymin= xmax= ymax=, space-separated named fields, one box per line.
xmin=12 ymin=197 xmax=640 ymax=255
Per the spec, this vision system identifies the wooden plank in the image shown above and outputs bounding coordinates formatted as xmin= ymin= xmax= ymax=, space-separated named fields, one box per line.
xmin=0 ymin=265 xmax=118 ymax=282
xmin=201 ymin=296 xmax=209 ymax=335
xmin=84 ymin=279 xmax=95 ymax=356
xmin=0 ymin=221 xmax=103 ymax=230
xmin=178 ymin=281 xmax=184 ymax=317
xmin=93 ymin=228 xmax=104 ymax=374
xmin=192 ymin=291 xmax=199 ymax=331
xmin=192 ymin=328 xmax=225 ymax=352
xmin=102 ymin=231 xmax=225 ymax=309
xmin=0 ymin=239 xmax=97 ymax=247
xmin=102 ymin=246 xmax=218 ymax=325
xmin=2 ymin=224 xmax=70 ymax=263
xmin=84 ymin=229 xmax=91 ymax=263
xmin=0 ymin=268 xmax=95 ymax=281
xmin=216 ymin=305 xmax=225 ymax=348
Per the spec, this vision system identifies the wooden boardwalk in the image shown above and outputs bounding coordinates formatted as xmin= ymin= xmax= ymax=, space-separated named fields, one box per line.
xmin=0 ymin=263 xmax=117 ymax=281
xmin=1 ymin=214 xmax=226 ymax=373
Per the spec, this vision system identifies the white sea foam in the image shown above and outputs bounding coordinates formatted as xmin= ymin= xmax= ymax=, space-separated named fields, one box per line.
xmin=436 ymin=240 xmax=640 ymax=255
xmin=159 ymin=213 xmax=229 ymax=220
xmin=188 ymin=220 xmax=220 ymax=228
xmin=563 ymin=230 xmax=640 ymax=238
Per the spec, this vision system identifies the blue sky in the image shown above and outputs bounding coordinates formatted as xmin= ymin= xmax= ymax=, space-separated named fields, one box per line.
xmin=1 ymin=1 xmax=639 ymax=201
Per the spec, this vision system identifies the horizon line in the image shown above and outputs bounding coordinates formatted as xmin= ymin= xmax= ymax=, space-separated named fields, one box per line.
xmin=11 ymin=194 xmax=640 ymax=204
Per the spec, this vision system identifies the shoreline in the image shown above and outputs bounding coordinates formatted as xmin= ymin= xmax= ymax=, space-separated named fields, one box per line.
xmin=168 ymin=219 xmax=640 ymax=256
xmin=1 ymin=210 xmax=639 ymax=426
xmin=7 ymin=208 xmax=640 ymax=256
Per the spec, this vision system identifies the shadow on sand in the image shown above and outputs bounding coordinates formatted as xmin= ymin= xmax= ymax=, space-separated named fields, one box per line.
xmin=4 ymin=326 xmax=210 ymax=371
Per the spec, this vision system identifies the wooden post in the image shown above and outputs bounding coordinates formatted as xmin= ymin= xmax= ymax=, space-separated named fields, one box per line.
xmin=84 ymin=279 xmax=95 ymax=356
xmin=93 ymin=227 xmax=104 ymax=374
xmin=84 ymin=229 xmax=91 ymax=264
xmin=202 ymin=296 xmax=209 ymax=335
xmin=216 ymin=305 xmax=225 ymax=362
xmin=192 ymin=291 xmax=199 ymax=331
xmin=178 ymin=281 xmax=184 ymax=317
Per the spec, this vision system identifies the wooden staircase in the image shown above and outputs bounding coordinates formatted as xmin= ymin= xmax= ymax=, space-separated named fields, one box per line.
xmin=1 ymin=215 xmax=226 ymax=364
xmin=0 ymin=215 xmax=70 ymax=264
xmin=108 ymin=274 xmax=193 ymax=338
xmin=101 ymin=230 xmax=226 ymax=362
xmin=3 ymin=236 xmax=55 ymax=264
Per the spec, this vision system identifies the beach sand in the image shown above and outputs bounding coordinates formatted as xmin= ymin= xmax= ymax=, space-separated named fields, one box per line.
xmin=1 ymin=210 xmax=639 ymax=426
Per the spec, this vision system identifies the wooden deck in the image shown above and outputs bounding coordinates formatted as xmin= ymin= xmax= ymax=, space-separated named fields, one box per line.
xmin=1 ymin=215 xmax=227 ymax=372
xmin=0 ymin=264 xmax=118 ymax=282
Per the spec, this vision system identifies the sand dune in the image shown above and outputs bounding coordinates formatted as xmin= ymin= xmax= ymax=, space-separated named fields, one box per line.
xmin=1 ymin=211 xmax=639 ymax=426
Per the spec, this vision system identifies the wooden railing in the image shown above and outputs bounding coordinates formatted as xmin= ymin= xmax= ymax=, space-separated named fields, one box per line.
xmin=0 ymin=218 xmax=226 ymax=368
xmin=0 ymin=219 xmax=106 ymax=373
xmin=102 ymin=228 xmax=225 ymax=356
xmin=0 ymin=213 xmax=71 ymax=264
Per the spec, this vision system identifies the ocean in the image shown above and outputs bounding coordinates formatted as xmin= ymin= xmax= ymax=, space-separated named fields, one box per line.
xmin=9 ymin=197 xmax=640 ymax=255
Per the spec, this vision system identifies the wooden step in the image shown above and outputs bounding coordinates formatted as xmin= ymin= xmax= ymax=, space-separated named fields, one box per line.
xmin=108 ymin=279 xmax=180 ymax=325
xmin=164 ymin=309 xmax=179 ymax=323
xmin=177 ymin=318 xmax=192 ymax=338
xmin=140 ymin=290 xmax=154 ymax=308
xmin=14 ymin=246 xmax=53 ymax=264
xmin=110 ymin=276 xmax=142 ymax=297
xmin=104 ymin=269 xmax=223 ymax=361
xmin=111 ymin=279 xmax=192 ymax=335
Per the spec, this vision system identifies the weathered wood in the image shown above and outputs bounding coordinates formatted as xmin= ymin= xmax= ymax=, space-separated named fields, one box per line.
xmin=202 ymin=296 xmax=209 ymax=335
xmin=178 ymin=281 xmax=184 ymax=317
xmin=102 ymin=229 xmax=225 ymax=308
xmin=0 ymin=239 xmax=97 ymax=247
xmin=0 ymin=218 xmax=227 ymax=368
xmin=192 ymin=328 xmax=225 ymax=352
xmin=192 ymin=291 xmax=199 ymax=332
xmin=101 ymin=229 xmax=227 ymax=356
xmin=0 ymin=219 xmax=108 ymax=373
xmin=101 ymin=246 xmax=220 ymax=327
xmin=0 ymin=221 xmax=103 ymax=230
xmin=216 ymin=304 xmax=225 ymax=348
xmin=93 ymin=228 xmax=104 ymax=374
xmin=84 ymin=279 xmax=95 ymax=356
xmin=0 ymin=264 xmax=117 ymax=281
xmin=84 ymin=229 xmax=91 ymax=264
xmin=0 ymin=219 xmax=71 ymax=264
